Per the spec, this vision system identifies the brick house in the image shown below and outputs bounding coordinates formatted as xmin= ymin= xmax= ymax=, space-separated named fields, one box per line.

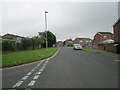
xmin=64 ymin=39 xmax=73 ymax=46
xmin=92 ymin=32 xmax=114 ymax=51
xmin=56 ymin=41 xmax=63 ymax=47
xmin=113 ymin=18 xmax=120 ymax=53
xmin=2 ymin=33 xmax=24 ymax=43
xmin=74 ymin=38 xmax=92 ymax=48
xmin=113 ymin=18 xmax=120 ymax=44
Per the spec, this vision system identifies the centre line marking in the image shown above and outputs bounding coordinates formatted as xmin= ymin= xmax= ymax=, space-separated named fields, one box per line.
xmin=34 ymin=66 xmax=38 ymax=69
xmin=42 ymin=66 xmax=45 ymax=69
xmin=36 ymin=72 xmax=41 ymax=75
xmin=33 ymin=75 xmax=39 ymax=80
xmin=37 ymin=63 xmax=42 ymax=67
xmin=35 ymin=72 xmax=41 ymax=75
xmin=37 ymin=64 xmax=40 ymax=67
xmin=13 ymin=81 xmax=23 ymax=88
xmin=43 ymin=63 xmax=47 ymax=66
xmin=39 ymin=68 xmax=43 ymax=72
xmin=22 ymin=76 xmax=29 ymax=80
xmin=28 ymin=80 xmax=36 ymax=87
xmin=27 ymin=72 xmax=32 ymax=76
xmin=31 ymin=69 xmax=35 ymax=72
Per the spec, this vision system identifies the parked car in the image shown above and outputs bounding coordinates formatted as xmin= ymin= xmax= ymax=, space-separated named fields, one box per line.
xmin=73 ymin=44 xmax=82 ymax=50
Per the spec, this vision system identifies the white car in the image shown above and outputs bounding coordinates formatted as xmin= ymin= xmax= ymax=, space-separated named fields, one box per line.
xmin=73 ymin=44 xmax=82 ymax=50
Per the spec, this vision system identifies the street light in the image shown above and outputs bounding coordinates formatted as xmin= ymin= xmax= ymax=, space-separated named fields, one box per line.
xmin=45 ymin=11 xmax=48 ymax=50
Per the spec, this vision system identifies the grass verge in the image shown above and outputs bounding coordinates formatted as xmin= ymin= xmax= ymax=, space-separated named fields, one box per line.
xmin=82 ymin=48 xmax=103 ymax=54
xmin=2 ymin=47 xmax=59 ymax=67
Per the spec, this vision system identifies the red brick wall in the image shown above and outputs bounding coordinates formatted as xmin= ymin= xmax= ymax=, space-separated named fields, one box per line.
xmin=94 ymin=34 xmax=101 ymax=44
xmin=98 ymin=43 xmax=113 ymax=51
xmin=92 ymin=34 xmax=101 ymax=49
xmin=101 ymin=35 xmax=114 ymax=41
xmin=92 ymin=33 xmax=114 ymax=50
xmin=73 ymin=40 xmax=80 ymax=44
xmin=98 ymin=45 xmax=104 ymax=50
xmin=92 ymin=43 xmax=98 ymax=49
xmin=93 ymin=33 xmax=114 ymax=44
xmin=105 ymin=44 xmax=114 ymax=51
xmin=114 ymin=20 xmax=120 ymax=43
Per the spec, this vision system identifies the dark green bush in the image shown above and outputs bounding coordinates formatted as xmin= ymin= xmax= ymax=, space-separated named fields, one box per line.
xmin=2 ymin=40 xmax=15 ymax=51
xmin=67 ymin=43 xmax=73 ymax=47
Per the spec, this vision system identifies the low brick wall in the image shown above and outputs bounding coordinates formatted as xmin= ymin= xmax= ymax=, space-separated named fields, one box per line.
xmin=98 ymin=43 xmax=114 ymax=51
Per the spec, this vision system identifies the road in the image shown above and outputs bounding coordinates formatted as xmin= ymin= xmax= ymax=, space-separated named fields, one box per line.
xmin=2 ymin=47 xmax=118 ymax=88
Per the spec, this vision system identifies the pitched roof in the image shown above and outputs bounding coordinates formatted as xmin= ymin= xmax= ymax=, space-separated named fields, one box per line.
xmin=98 ymin=32 xmax=113 ymax=35
xmin=75 ymin=38 xmax=91 ymax=40
xmin=3 ymin=33 xmax=24 ymax=38
xmin=65 ymin=39 xmax=73 ymax=41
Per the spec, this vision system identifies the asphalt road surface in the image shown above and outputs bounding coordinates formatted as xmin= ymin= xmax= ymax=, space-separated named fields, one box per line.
xmin=2 ymin=47 xmax=118 ymax=88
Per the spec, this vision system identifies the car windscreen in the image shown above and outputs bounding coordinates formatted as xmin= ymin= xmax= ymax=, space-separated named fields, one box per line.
xmin=74 ymin=44 xmax=81 ymax=46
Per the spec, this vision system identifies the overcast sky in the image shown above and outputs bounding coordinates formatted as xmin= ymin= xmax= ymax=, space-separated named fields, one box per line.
xmin=1 ymin=1 xmax=119 ymax=41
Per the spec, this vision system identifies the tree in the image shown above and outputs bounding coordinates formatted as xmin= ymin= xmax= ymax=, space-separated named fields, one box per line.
xmin=36 ymin=36 xmax=46 ymax=48
xmin=17 ymin=36 xmax=46 ymax=50
xmin=20 ymin=38 xmax=32 ymax=50
xmin=39 ymin=31 xmax=56 ymax=47
xmin=31 ymin=36 xmax=37 ymax=50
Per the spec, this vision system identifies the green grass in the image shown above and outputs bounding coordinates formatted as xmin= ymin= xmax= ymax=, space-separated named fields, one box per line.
xmin=82 ymin=48 xmax=103 ymax=54
xmin=2 ymin=47 xmax=59 ymax=67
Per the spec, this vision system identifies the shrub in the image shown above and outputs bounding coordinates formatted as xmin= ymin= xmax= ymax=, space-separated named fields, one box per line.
xmin=2 ymin=40 xmax=15 ymax=51
xmin=67 ymin=43 xmax=73 ymax=47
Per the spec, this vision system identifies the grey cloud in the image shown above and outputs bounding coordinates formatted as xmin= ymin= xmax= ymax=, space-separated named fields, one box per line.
xmin=2 ymin=2 xmax=118 ymax=41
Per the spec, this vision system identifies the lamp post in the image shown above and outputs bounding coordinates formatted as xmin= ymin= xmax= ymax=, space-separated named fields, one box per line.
xmin=45 ymin=11 xmax=48 ymax=50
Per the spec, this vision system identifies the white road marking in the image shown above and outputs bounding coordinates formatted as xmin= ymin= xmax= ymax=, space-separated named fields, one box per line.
xmin=33 ymin=75 xmax=39 ymax=80
xmin=28 ymin=80 xmax=36 ymax=87
xmin=36 ymin=72 xmax=41 ymax=75
xmin=34 ymin=66 xmax=38 ymax=69
xmin=115 ymin=60 xmax=120 ymax=62
xmin=42 ymin=66 xmax=45 ymax=69
xmin=37 ymin=62 xmax=42 ymax=66
xmin=13 ymin=81 xmax=23 ymax=88
xmin=43 ymin=63 xmax=47 ymax=66
xmin=27 ymin=72 xmax=32 ymax=76
xmin=12 ymin=55 xmax=52 ymax=88
xmin=39 ymin=68 xmax=43 ymax=72
xmin=31 ymin=69 xmax=35 ymax=72
xmin=37 ymin=64 xmax=40 ymax=67
xmin=38 ymin=72 xmax=41 ymax=74
xmin=22 ymin=76 xmax=29 ymax=80
xmin=31 ymin=61 xmax=43 ymax=72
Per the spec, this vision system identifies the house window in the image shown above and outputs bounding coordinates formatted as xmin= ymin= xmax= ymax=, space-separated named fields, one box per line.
xmin=104 ymin=35 xmax=107 ymax=38
xmin=80 ymin=40 xmax=83 ymax=42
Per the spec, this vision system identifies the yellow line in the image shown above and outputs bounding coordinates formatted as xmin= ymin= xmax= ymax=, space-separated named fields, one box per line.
xmin=0 ymin=48 xmax=60 ymax=70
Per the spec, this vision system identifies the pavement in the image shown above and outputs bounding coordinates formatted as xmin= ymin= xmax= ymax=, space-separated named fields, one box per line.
xmin=93 ymin=49 xmax=119 ymax=60
xmin=2 ymin=47 xmax=118 ymax=88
